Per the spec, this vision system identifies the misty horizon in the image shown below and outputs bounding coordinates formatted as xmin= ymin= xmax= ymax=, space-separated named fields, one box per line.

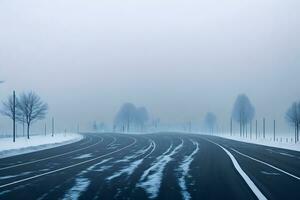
xmin=1 ymin=0 xmax=299 ymax=134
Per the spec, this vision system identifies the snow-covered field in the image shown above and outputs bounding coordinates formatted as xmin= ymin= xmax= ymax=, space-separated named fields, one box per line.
xmin=0 ymin=133 xmax=83 ymax=158
xmin=216 ymin=133 xmax=300 ymax=152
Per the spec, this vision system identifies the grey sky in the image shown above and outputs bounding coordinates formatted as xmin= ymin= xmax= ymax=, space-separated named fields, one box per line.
xmin=0 ymin=0 xmax=300 ymax=132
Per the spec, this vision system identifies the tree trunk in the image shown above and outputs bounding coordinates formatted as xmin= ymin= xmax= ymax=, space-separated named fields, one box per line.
xmin=297 ymin=123 xmax=299 ymax=142
xmin=127 ymin=118 xmax=130 ymax=132
xmin=273 ymin=120 xmax=276 ymax=142
xmin=23 ymin=119 xmax=25 ymax=137
xmin=255 ymin=120 xmax=258 ymax=139
xmin=240 ymin=121 xmax=242 ymax=137
xmin=263 ymin=118 xmax=266 ymax=139
xmin=295 ymin=122 xmax=297 ymax=144
xmin=250 ymin=121 xmax=252 ymax=139
xmin=243 ymin=122 xmax=245 ymax=137
xmin=13 ymin=90 xmax=16 ymax=143
xmin=246 ymin=123 xmax=248 ymax=138
xmin=230 ymin=118 xmax=233 ymax=136
xmin=27 ymin=123 xmax=30 ymax=139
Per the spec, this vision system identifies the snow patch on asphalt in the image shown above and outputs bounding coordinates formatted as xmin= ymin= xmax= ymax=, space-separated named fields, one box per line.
xmin=107 ymin=159 xmax=143 ymax=181
xmin=177 ymin=140 xmax=199 ymax=200
xmin=63 ymin=178 xmax=90 ymax=200
xmin=0 ymin=171 xmax=32 ymax=180
xmin=62 ymin=158 xmax=112 ymax=200
xmin=261 ymin=171 xmax=280 ymax=176
xmin=85 ymin=158 xmax=112 ymax=172
xmin=73 ymin=154 xmax=93 ymax=159
xmin=0 ymin=133 xmax=83 ymax=159
xmin=107 ymin=141 xmax=155 ymax=181
xmin=114 ymin=141 xmax=153 ymax=164
xmin=137 ymin=139 xmax=183 ymax=199
xmin=266 ymin=149 xmax=296 ymax=158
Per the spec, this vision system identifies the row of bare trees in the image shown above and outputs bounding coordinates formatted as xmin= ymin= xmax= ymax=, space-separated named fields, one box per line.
xmin=231 ymin=94 xmax=255 ymax=137
xmin=113 ymin=103 xmax=149 ymax=132
xmin=230 ymin=94 xmax=300 ymax=142
xmin=286 ymin=102 xmax=300 ymax=142
xmin=1 ymin=91 xmax=48 ymax=141
xmin=203 ymin=94 xmax=299 ymax=143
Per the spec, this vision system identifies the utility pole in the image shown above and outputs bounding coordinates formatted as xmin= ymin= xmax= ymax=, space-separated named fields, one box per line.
xmin=240 ymin=120 xmax=242 ymax=137
xmin=263 ymin=118 xmax=266 ymax=139
xmin=52 ymin=117 xmax=54 ymax=137
xmin=255 ymin=120 xmax=258 ymax=140
xmin=22 ymin=115 xmax=25 ymax=137
xmin=273 ymin=120 xmax=276 ymax=142
xmin=44 ymin=123 xmax=47 ymax=136
xmin=13 ymin=90 xmax=16 ymax=143
xmin=250 ymin=121 xmax=252 ymax=140
xmin=295 ymin=121 xmax=297 ymax=144
xmin=230 ymin=118 xmax=233 ymax=136
xmin=245 ymin=123 xmax=248 ymax=138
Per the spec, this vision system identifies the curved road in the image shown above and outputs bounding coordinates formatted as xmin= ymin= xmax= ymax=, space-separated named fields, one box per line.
xmin=0 ymin=133 xmax=299 ymax=200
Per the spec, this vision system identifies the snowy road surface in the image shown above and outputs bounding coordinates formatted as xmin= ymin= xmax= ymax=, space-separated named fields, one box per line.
xmin=0 ymin=133 xmax=299 ymax=200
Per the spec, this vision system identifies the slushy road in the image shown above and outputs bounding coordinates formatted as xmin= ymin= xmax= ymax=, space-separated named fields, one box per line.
xmin=0 ymin=132 xmax=299 ymax=200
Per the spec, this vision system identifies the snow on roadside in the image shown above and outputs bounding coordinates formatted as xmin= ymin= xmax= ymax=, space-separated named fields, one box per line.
xmin=215 ymin=133 xmax=300 ymax=152
xmin=177 ymin=140 xmax=199 ymax=200
xmin=137 ymin=139 xmax=183 ymax=199
xmin=0 ymin=133 xmax=83 ymax=159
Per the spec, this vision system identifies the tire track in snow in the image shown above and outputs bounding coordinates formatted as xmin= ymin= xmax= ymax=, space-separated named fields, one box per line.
xmin=137 ymin=138 xmax=184 ymax=199
xmin=177 ymin=139 xmax=199 ymax=200
xmin=0 ymin=135 xmax=135 ymax=190
xmin=62 ymin=158 xmax=112 ymax=200
xmin=106 ymin=139 xmax=156 ymax=181
xmin=38 ymin=135 xmax=120 ymax=200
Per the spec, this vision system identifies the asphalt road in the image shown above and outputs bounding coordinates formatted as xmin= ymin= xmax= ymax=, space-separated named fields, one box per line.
xmin=0 ymin=132 xmax=299 ymax=200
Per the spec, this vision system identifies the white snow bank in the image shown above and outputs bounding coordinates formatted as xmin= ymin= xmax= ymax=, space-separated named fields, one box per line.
xmin=215 ymin=133 xmax=300 ymax=152
xmin=0 ymin=133 xmax=83 ymax=159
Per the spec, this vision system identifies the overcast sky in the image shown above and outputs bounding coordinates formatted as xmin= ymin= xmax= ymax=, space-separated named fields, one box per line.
xmin=0 ymin=0 xmax=299 ymax=132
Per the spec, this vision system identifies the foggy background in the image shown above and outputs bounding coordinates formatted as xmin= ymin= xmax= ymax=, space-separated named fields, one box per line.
xmin=0 ymin=0 xmax=299 ymax=134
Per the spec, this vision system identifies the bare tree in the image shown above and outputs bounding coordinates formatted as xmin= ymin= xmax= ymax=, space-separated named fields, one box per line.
xmin=114 ymin=103 xmax=150 ymax=132
xmin=1 ymin=91 xmax=20 ymax=142
xmin=18 ymin=92 xmax=48 ymax=139
xmin=114 ymin=103 xmax=136 ymax=132
xmin=93 ymin=121 xmax=98 ymax=131
xmin=232 ymin=94 xmax=255 ymax=137
xmin=204 ymin=112 xmax=217 ymax=134
xmin=286 ymin=101 xmax=300 ymax=142
xmin=1 ymin=92 xmax=19 ymax=120
xmin=135 ymin=107 xmax=149 ymax=131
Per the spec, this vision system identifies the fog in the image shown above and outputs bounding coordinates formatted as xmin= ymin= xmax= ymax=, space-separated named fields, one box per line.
xmin=0 ymin=0 xmax=299 ymax=133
